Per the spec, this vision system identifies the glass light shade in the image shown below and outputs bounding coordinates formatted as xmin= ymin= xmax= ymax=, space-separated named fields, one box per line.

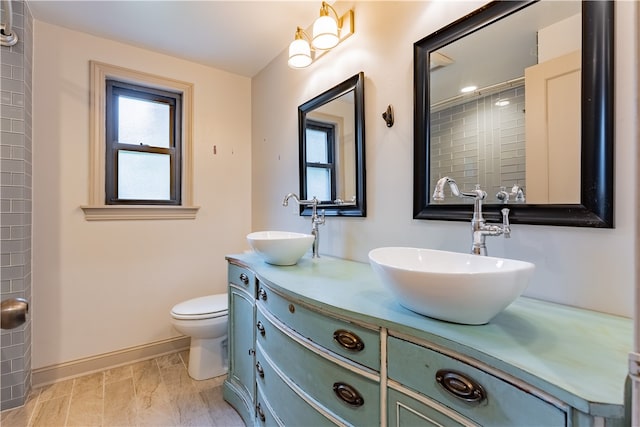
xmin=312 ymin=15 xmax=339 ymax=50
xmin=288 ymin=38 xmax=312 ymax=68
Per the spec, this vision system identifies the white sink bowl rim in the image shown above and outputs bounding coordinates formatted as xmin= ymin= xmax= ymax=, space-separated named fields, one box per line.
xmin=369 ymin=247 xmax=535 ymax=325
xmin=247 ymin=231 xmax=314 ymax=266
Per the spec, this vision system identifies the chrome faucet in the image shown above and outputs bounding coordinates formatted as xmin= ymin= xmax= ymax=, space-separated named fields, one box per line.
xmin=282 ymin=193 xmax=325 ymax=258
xmin=433 ymin=177 xmax=511 ymax=256
xmin=496 ymin=184 xmax=526 ymax=204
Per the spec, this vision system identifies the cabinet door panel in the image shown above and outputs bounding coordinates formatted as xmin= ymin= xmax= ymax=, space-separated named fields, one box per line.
xmin=228 ymin=286 xmax=256 ymax=406
xmin=388 ymin=388 xmax=474 ymax=427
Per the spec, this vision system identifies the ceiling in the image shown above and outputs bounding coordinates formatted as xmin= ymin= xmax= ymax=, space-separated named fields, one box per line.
xmin=27 ymin=1 xmax=325 ymax=77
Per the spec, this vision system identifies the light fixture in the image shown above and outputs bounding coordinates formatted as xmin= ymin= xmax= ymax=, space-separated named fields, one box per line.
xmin=288 ymin=2 xmax=354 ymax=69
xmin=288 ymin=27 xmax=312 ymax=69
xmin=312 ymin=2 xmax=340 ymax=50
xmin=460 ymin=85 xmax=477 ymax=94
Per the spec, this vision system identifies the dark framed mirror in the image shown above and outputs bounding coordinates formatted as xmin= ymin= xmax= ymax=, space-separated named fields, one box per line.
xmin=414 ymin=1 xmax=614 ymax=227
xmin=299 ymin=72 xmax=366 ymax=217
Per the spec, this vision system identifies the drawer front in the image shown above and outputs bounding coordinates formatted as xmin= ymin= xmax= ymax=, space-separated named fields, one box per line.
xmin=387 ymin=336 xmax=566 ymax=427
xmin=256 ymin=387 xmax=282 ymax=427
xmin=256 ymin=346 xmax=336 ymax=426
xmin=256 ymin=282 xmax=380 ymax=370
xmin=387 ymin=388 xmax=473 ymax=427
xmin=228 ymin=264 xmax=256 ymax=297
xmin=257 ymin=308 xmax=380 ymax=426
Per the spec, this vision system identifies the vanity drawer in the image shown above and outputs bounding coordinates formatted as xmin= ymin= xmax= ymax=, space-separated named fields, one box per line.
xmin=387 ymin=336 xmax=566 ymax=427
xmin=257 ymin=308 xmax=380 ymax=426
xmin=255 ymin=386 xmax=281 ymax=427
xmin=228 ymin=264 xmax=256 ymax=297
xmin=255 ymin=346 xmax=336 ymax=426
xmin=256 ymin=282 xmax=380 ymax=371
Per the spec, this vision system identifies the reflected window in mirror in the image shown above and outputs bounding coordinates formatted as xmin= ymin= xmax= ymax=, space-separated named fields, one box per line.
xmin=298 ymin=72 xmax=366 ymax=217
xmin=413 ymin=1 xmax=613 ymax=227
xmin=305 ymin=120 xmax=336 ymax=201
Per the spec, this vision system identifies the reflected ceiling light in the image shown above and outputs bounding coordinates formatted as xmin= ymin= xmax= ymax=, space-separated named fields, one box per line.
xmin=460 ymin=86 xmax=477 ymax=93
xmin=430 ymin=52 xmax=454 ymax=71
xmin=288 ymin=2 xmax=354 ymax=69
xmin=288 ymin=27 xmax=312 ymax=69
xmin=495 ymin=99 xmax=510 ymax=107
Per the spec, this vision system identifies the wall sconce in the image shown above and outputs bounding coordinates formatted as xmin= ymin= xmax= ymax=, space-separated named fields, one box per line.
xmin=288 ymin=1 xmax=354 ymax=69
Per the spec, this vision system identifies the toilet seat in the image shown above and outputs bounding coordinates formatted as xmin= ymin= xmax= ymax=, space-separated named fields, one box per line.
xmin=171 ymin=294 xmax=228 ymax=320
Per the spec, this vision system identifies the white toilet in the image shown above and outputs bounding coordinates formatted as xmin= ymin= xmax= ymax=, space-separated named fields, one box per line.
xmin=170 ymin=293 xmax=228 ymax=380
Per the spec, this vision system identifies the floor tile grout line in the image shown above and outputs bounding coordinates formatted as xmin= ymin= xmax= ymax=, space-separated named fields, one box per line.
xmin=100 ymin=371 xmax=106 ymax=427
xmin=62 ymin=377 xmax=76 ymax=427
xmin=26 ymin=388 xmax=40 ymax=427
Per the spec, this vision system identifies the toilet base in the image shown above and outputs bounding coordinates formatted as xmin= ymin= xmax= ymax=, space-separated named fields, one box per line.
xmin=187 ymin=335 xmax=228 ymax=381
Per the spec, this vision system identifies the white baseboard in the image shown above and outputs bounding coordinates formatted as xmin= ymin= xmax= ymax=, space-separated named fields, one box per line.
xmin=32 ymin=336 xmax=190 ymax=388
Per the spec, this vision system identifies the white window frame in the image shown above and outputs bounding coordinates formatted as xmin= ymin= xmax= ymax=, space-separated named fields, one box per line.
xmin=82 ymin=61 xmax=199 ymax=220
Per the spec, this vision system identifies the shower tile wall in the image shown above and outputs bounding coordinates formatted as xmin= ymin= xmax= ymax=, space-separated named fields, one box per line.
xmin=430 ymin=86 xmax=526 ymax=200
xmin=1 ymin=0 xmax=33 ymax=411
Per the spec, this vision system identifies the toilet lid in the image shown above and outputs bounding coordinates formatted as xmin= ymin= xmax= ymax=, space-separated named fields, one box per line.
xmin=171 ymin=294 xmax=228 ymax=320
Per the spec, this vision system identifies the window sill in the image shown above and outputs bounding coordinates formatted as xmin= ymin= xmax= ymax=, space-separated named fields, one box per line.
xmin=81 ymin=205 xmax=200 ymax=221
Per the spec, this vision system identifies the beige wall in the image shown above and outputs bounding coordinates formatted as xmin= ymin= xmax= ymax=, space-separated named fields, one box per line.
xmin=32 ymin=21 xmax=252 ymax=369
xmin=252 ymin=1 xmax=637 ymax=318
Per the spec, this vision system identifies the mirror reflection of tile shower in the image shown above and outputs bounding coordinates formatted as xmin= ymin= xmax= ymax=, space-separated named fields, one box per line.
xmin=430 ymin=83 xmax=526 ymax=203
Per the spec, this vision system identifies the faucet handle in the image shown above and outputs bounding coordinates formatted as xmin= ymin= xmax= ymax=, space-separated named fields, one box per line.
xmin=496 ymin=187 xmax=509 ymax=203
xmin=501 ymin=208 xmax=511 ymax=238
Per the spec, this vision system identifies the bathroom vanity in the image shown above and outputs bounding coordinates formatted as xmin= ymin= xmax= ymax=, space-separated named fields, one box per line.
xmin=223 ymin=253 xmax=631 ymax=427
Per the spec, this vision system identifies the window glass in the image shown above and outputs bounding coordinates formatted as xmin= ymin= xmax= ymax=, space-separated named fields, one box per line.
xmin=105 ymin=79 xmax=181 ymax=205
xmin=306 ymin=167 xmax=331 ymax=201
xmin=117 ymin=151 xmax=171 ymax=200
xmin=118 ymin=96 xmax=170 ymax=148
xmin=306 ymin=128 xmax=329 ymax=163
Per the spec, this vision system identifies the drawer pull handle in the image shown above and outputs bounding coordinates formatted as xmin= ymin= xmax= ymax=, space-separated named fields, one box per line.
xmin=333 ymin=329 xmax=365 ymax=352
xmin=256 ymin=321 xmax=266 ymax=337
xmin=258 ymin=288 xmax=268 ymax=301
xmin=333 ymin=382 xmax=364 ymax=407
xmin=239 ymin=273 xmax=249 ymax=285
xmin=256 ymin=361 xmax=264 ymax=378
xmin=257 ymin=403 xmax=266 ymax=422
xmin=436 ymin=369 xmax=486 ymax=404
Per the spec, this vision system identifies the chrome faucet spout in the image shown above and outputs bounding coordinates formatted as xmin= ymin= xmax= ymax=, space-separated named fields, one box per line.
xmin=282 ymin=192 xmax=300 ymax=207
xmin=282 ymin=193 xmax=325 ymax=258
xmin=433 ymin=177 xmax=485 ymax=201
xmin=432 ymin=177 xmax=512 ymax=256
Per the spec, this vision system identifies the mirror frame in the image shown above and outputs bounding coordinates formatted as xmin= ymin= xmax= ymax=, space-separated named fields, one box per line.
xmin=413 ymin=1 xmax=614 ymax=227
xmin=298 ymin=71 xmax=366 ymax=217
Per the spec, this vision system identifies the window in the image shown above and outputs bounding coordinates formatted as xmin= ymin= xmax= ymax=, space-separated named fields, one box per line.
xmin=105 ymin=80 xmax=181 ymax=205
xmin=304 ymin=120 xmax=336 ymax=202
xmin=83 ymin=61 xmax=198 ymax=220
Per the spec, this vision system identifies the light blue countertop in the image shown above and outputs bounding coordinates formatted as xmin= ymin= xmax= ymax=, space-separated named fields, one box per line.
xmin=227 ymin=253 xmax=632 ymax=419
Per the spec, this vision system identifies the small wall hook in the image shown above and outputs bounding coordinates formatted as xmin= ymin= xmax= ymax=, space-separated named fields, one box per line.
xmin=382 ymin=105 xmax=394 ymax=127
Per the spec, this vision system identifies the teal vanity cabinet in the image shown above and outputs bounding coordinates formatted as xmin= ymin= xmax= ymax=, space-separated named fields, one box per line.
xmin=224 ymin=263 xmax=257 ymax=426
xmin=224 ymin=254 xmax=631 ymax=427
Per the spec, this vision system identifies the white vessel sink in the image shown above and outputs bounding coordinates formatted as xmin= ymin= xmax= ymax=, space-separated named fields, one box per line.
xmin=368 ymin=247 xmax=535 ymax=325
xmin=247 ymin=231 xmax=314 ymax=266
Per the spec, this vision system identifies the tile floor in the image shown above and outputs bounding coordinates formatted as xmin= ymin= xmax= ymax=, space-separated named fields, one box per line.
xmin=0 ymin=350 xmax=245 ymax=427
